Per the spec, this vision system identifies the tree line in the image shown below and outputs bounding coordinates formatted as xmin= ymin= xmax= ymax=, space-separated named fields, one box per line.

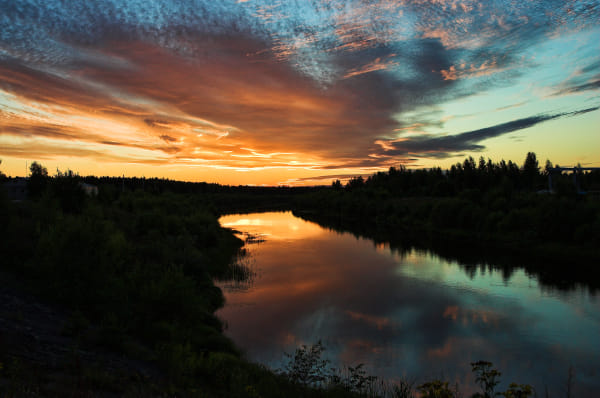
xmin=295 ymin=153 xmax=600 ymax=290
xmin=338 ymin=152 xmax=600 ymax=196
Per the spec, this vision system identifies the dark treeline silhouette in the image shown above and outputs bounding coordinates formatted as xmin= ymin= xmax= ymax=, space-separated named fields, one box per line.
xmin=81 ymin=175 xmax=319 ymax=214
xmin=294 ymin=153 xmax=600 ymax=291
xmin=296 ymin=209 xmax=597 ymax=293
xmin=341 ymin=152 xmax=600 ymax=196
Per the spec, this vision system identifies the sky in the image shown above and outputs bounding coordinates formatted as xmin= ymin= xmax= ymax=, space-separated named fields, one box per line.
xmin=1 ymin=0 xmax=599 ymax=186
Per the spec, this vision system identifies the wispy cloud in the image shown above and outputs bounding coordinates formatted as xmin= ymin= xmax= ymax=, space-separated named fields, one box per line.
xmin=344 ymin=55 xmax=398 ymax=78
xmin=375 ymin=107 xmax=600 ymax=158
xmin=551 ymin=79 xmax=600 ymax=97
xmin=0 ymin=0 xmax=598 ymax=181
xmin=438 ymin=58 xmax=511 ymax=81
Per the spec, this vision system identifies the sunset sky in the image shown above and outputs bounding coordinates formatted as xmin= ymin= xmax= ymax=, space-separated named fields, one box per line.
xmin=1 ymin=0 xmax=599 ymax=185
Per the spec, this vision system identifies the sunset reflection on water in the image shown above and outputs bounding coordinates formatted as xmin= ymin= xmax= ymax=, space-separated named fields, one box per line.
xmin=220 ymin=212 xmax=325 ymax=241
xmin=217 ymin=212 xmax=600 ymax=395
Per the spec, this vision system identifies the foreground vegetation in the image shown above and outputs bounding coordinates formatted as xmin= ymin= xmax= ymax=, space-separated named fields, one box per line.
xmin=280 ymin=342 xmax=535 ymax=398
xmin=1 ymin=168 xmax=239 ymax=395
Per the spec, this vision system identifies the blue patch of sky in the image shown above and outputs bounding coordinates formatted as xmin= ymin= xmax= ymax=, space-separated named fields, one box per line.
xmin=3 ymin=0 xmax=598 ymax=116
xmin=406 ymin=27 xmax=599 ymax=139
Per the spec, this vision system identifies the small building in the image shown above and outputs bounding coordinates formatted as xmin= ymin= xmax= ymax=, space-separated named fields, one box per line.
xmin=79 ymin=182 xmax=99 ymax=197
xmin=1 ymin=178 xmax=29 ymax=201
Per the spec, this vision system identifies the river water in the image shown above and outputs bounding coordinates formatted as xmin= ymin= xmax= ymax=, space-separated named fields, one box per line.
xmin=217 ymin=211 xmax=600 ymax=395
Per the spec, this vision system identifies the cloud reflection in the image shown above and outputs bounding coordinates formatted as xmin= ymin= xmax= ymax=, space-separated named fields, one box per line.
xmin=217 ymin=212 xmax=600 ymax=394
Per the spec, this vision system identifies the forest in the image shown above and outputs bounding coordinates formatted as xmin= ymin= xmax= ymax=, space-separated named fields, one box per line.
xmin=0 ymin=153 xmax=598 ymax=396
xmin=295 ymin=153 xmax=600 ymax=289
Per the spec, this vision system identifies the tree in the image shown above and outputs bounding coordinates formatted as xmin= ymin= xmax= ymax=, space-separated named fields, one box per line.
xmin=27 ymin=161 xmax=49 ymax=198
xmin=502 ymin=383 xmax=533 ymax=398
xmin=544 ymin=159 xmax=553 ymax=175
xmin=280 ymin=341 xmax=330 ymax=386
xmin=418 ymin=380 xmax=455 ymax=398
xmin=522 ymin=152 xmax=539 ymax=190
xmin=53 ymin=168 xmax=86 ymax=213
xmin=346 ymin=176 xmax=365 ymax=191
xmin=471 ymin=360 xmax=501 ymax=398
xmin=478 ymin=156 xmax=487 ymax=172
xmin=29 ymin=161 xmax=48 ymax=177
xmin=0 ymin=159 xmax=6 ymax=180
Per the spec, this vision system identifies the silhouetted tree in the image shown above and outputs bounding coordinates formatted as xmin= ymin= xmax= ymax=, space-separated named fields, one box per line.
xmin=0 ymin=159 xmax=6 ymax=180
xmin=544 ymin=159 xmax=553 ymax=175
xmin=52 ymin=169 xmax=86 ymax=213
xmin=478 ymin=156 xmax=487 ymax=172
xmin=27 ymin=161 xmax=49 ymax=198
xmin=345 ymin=176 xmax=365 ymax=191
xmin=522 ymin=152 xmax=539 ymax=190
xmin=471 ymin=360 xmax=501 ymax=398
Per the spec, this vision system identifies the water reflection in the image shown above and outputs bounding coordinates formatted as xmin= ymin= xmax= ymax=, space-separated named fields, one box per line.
xmin=217 ymin=212 xmax=600 ymax=395
xmin=221 ymin=212 xmax=324 ymax=241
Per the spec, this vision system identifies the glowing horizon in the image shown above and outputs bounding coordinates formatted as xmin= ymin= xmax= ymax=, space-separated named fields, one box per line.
xmin=1 ymin=1 xmax=599 ymax=186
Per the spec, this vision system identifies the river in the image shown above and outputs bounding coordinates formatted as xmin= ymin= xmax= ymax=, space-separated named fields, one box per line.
xmin=217 ymin=211 xmax=600 ymax=396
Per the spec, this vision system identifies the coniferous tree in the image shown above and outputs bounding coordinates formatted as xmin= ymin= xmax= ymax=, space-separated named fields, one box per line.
xmin=522 ymin=152 xmax=540 ymax=190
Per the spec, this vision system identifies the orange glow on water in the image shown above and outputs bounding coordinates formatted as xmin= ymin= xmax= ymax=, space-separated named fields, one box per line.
xmin=220 ymin=212 xmax=325 ymax=241
xmin=216 ymin=212 xmax=600 ymax=395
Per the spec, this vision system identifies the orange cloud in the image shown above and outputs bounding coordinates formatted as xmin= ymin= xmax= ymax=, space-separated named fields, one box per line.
xmin=2 ymin=0 xmax=597 ymax=185
xmin=344 ymin=55 xmax=398 ymax=79
xmin=1 ymin=34 xmax=408 ymax=178
xmin=439 ymin=58 xmax=506 ymax=80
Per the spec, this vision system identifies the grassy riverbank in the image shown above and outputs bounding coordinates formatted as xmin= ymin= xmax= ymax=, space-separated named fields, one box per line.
xmin=1 ymin=178 xmax=237 ymax=395
xmin=0 ymin=171 xmax=399 ymax=397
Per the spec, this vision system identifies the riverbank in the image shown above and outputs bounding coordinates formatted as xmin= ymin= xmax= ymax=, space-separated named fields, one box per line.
xmin=291 ymin=189 xmax=600 ymax=292
xmin=0 ymin=188 xmax=234 ymax=395
xmin=0 ymin=184 xmax=380 ymax=397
